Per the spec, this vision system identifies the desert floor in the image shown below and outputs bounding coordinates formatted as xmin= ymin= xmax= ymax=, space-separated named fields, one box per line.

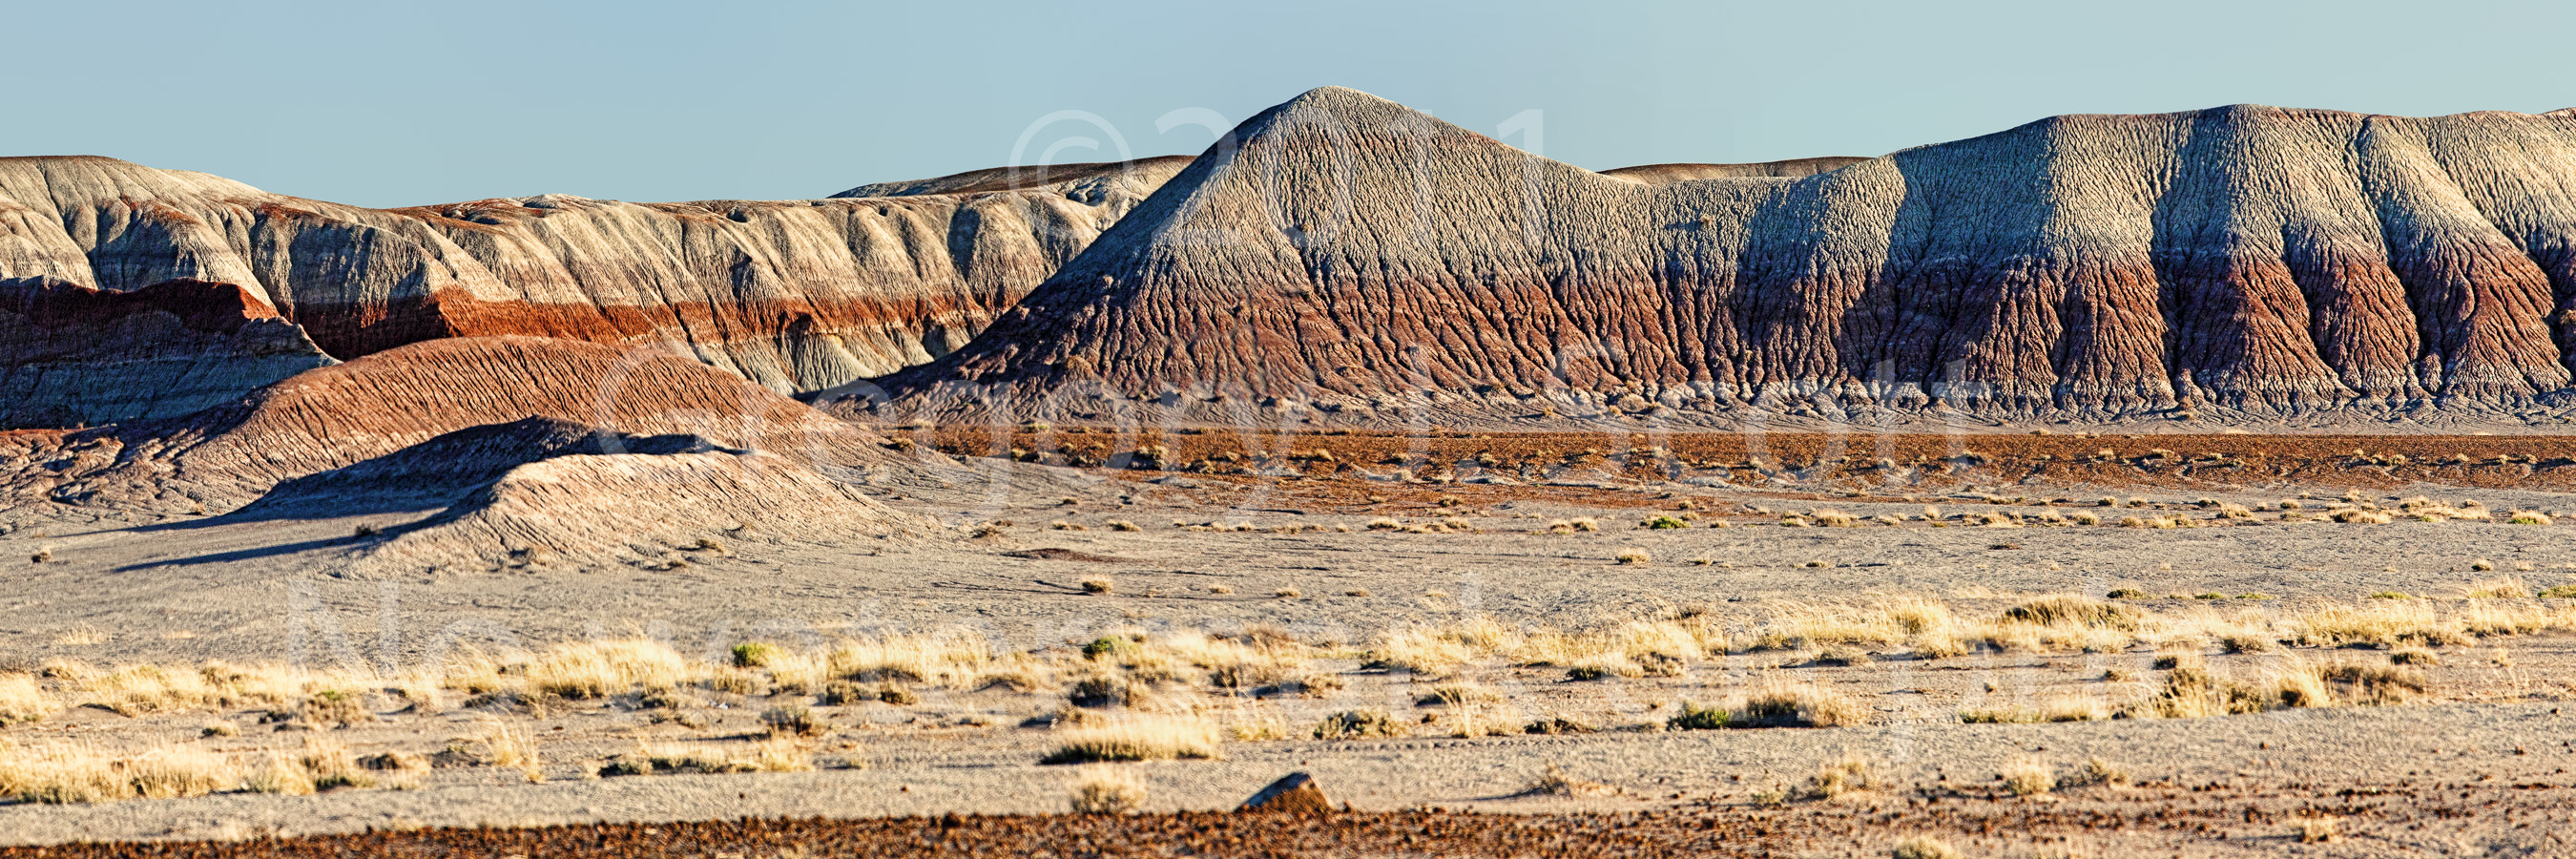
xmin=3 ymin=432 xmax=2575 ymax=857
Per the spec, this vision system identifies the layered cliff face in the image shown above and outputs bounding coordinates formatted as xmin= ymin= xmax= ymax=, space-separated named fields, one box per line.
xmin=872 ymin=88 xmax=2576 ymax=428
xmin=0 ymin=155 xmax=1187 ymax=427
xmin=3 ymin=336 xmax=904 ymax=513
xmin=0 ymin=278 xmax=337 ymax=427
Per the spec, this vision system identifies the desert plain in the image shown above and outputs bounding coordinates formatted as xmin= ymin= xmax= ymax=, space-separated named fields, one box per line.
xmin=10 ymin=86 xmax=2576 ymax=857
xmin=4 ymin=429 xmax=2576 ymax=857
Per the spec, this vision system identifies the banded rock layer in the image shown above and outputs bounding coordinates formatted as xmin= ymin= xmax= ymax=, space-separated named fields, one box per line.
xmin=0 ymin=278 xmax=336 ymax=428
xmin=2 ymin=336 xmax=903 ymax=513
xmin=878 ymin=88 xmax=2576 ymax=427
xmin=0 ymin=154 xmax=1188 ymax=425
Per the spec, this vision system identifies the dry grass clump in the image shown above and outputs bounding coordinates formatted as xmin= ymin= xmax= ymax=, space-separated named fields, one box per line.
xmin=1959 ymin=695 xmax=2109 ymax=723
xmin=1514 ymin=617 xmax=1714 ymax=677
xmin=1567 ymin=516 xmax=1600 ymax=532
xmin=1081 ymin=576 xmax=1115 ymax=595
xmin=2122 ymin=655 xmax=2343 ymax=717
xmin=2292 ymin=602 xmax=2472 ymax=647
xmin=0 ymin=674 xmax=53 ymax=725
xmin=2124 ymin=656 xmax=2257 ymax=718
xmin=825 ymin=629 xmax=1001 ymax=687
xmin=1312 ymin=709 xmax=1402 ymax=740
xmin=1670 ymin=679 xmax=1864 ymax=729
xmin=2507 ymin=511 xmax=2554 ymax=525
xmin=526 ymin=639 xmax=690 ymax=699
xmin=2465 ymin=578 xmax=2526 ymax=598
xmin=2066 ymin=756 xmax=2130 ymax=788
xmin=0 ymin=742 xmax=240 ymax=804
xmin=74 ymin=661 xmax=355 ymax=717
xmin=1363 ymin=618 xmax=1533 ymax=677
xmin=1419 ymin=681 xmax=1502 ymax=706
xmin=2002 ymin=596 xmax=2137 ymax=630
xmin=759 ymin=704 xmax=823 ymax=738
xmin=248 ymin=737 xmax=379 ymax=794
xmin=2215 ymin=629 xmax=2277 ymax=654
xmin=1068 ymin=766 xmax=1148 ymax=813
xmin=2398 ymin=497 xmax=2490 ymax=522
xmin=1978 ymin=596 xmax=2141 ymax=653
xmin=600 ymin=738 xmax=814 ymax=776
xmin=1042 ymin=714 xmax=1221 ymax=764
xmin=2000 ymin=759 xmax=2055 ymax=796
xmin=1148 ymin=629 xmax=1312 ymax=691
xmin=461 ymin=716 xmax=544 ymax=783
xmin=1733 ymin=600 xmax=1908 ymax=652
xmin=1809 ymin=510 xmax=1859 ymax=528
xmin=2316 ymin=661 xmax=2428 ymax=704
xmin=1613 ymin=549 xmax=1652 ymax=566
xmin=1792 ymin=751 xmax=1880 ymax=800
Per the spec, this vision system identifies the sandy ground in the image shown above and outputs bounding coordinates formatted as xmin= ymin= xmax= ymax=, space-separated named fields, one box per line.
xmin=2 ymin=702 xmax=2572 ymax=856
xmin=5 ymin=432 xmax=2576 ymax=856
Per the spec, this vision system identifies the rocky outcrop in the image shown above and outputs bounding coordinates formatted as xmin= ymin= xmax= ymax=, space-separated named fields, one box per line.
xmin=0 ymin=155 xmax=1188 ymax=427
xmin=346 ymin=450 xmax=931 ymax=575
xmin=231 ymin=416 xmax=744 ymax=518
xmin=869 ymin=88 xmax=2576 ymax=429
xmin=3 ymin=336 xmax=905 ymax=513
xmin=0 ymin=278 xmax=336 ymax=427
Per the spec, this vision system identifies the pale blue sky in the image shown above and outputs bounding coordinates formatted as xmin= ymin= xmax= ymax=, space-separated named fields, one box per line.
xmin=9 ymin=0 xmax=2569 ymax=207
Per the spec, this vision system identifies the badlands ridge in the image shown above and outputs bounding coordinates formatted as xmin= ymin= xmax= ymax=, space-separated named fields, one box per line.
xmin=5 ymin=86 xmax=2576 ymax=562
xmin=6 ymin=89 xmax=2576 ymax=434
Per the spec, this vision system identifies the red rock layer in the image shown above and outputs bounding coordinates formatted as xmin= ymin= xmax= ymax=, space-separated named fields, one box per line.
xmin=873 ymin=88 xmax=2576 ymax=428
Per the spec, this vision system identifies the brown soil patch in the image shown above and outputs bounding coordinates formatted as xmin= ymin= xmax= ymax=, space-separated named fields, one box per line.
xmin=909 ymin=429 xmax=2576 ymax=510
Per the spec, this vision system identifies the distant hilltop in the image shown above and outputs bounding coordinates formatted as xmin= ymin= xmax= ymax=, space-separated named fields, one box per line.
xmin=11 ymin=90 xmax=2576 ymax=431
xmin=867 ymin=88 xmax=2576 ymax=430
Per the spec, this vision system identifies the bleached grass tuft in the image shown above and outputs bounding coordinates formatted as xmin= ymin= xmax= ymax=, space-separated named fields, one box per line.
xmin=1042 ymin=714 xmax=1221 ymax=764
xmin=1069 ymin=766 xmax=1148 ymax=813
